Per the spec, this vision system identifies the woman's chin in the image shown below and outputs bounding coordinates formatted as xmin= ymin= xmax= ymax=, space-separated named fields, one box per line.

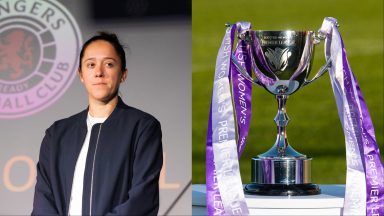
xmin=89 ymin=93 xmax=117 ymax=103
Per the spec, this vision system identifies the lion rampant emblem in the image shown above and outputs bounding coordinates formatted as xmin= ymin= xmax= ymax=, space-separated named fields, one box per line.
xmin=0 ymin=30 xmax=36 ymax=80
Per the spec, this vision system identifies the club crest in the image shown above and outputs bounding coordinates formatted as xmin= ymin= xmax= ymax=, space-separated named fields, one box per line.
xmin=0 ymin=0 xmax=82 ymax=118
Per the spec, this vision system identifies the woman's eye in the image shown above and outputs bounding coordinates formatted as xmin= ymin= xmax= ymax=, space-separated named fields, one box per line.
xmin=106 ymin=62 xmax=114 ymax=68
xmin=87 ymin=63 xmax=95 ymax=68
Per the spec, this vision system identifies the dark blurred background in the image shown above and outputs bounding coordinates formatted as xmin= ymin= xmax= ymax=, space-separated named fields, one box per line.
xmin=91 ymin=0 xmax=191 ymax=20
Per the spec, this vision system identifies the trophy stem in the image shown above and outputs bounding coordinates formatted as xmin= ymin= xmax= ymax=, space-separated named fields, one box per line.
xmin=275 ymin=94 xmax=289 ymax=156
xmin=259 ymin=94 xmax=305 ymax=158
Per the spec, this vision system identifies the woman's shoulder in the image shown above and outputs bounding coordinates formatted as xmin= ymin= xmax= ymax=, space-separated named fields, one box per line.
xmin=46 ymin=109 xmax=87 ymax=132
xmin=114 ymin=98 xmax=160 ymax=125
xmin=116 ymin=104 xmax=160 ymax=127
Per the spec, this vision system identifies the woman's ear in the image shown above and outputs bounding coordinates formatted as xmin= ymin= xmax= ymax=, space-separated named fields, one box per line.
xmin=78 ymin=69 xmax=84 ymax=83
xmin=121 ymin=68 xmax=128 ymax=83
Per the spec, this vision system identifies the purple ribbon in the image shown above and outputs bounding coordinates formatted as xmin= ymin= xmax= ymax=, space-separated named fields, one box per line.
xmin=321 ymin=17 xmax=384 ymax=216
xmin=206 ymin=22 xmax=252 ymax=216
xmin=231 ymin=23 xmax=253 ymax=156
xmin=249 ymin=31 xmax=277 ymax=85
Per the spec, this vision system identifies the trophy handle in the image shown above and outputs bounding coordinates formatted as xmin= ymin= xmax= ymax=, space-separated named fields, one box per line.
xmin=302 ymin=32 xmax=332 ymax=87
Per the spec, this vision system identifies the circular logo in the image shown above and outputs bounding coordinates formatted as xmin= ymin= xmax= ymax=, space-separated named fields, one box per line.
xmin=0 ymin=0 xmax=82 ymax=118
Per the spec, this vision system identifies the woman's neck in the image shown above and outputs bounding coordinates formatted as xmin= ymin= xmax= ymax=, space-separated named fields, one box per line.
xmin=88 ymin=96 xmax=118 ymax=118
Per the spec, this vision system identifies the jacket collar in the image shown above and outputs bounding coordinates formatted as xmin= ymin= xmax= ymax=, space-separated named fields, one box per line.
xmin=78 ymin=96 xmax=128 ymax=129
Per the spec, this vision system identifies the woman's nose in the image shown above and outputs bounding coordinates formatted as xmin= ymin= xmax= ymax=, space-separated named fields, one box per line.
xmin=95 ymin=65 xmax=104 ymax=77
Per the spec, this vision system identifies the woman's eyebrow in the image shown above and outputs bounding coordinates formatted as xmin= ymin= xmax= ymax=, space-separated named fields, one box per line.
xmin=102 ymin=57 xmax=117 ymax=61
xmin=83 ymin=57 xmax=117 ymax=62
xmin=83 ymin=57 xmax=96 ymax=62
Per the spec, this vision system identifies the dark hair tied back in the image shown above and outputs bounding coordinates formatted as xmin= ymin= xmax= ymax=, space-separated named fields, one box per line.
xmin=79 ymin=31 xmax=126 ymax=71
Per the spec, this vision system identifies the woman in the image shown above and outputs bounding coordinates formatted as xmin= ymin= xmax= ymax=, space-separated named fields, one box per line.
xmin=32 ymin=32 xmax=163 ymax=215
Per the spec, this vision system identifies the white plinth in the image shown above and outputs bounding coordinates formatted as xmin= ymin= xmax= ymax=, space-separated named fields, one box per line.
xmin=192 ymin=184 xmax=345 ymax=215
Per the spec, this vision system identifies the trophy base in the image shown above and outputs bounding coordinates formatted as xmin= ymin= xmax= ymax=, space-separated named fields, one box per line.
xmin=244 ymin=183 xmax=321 ymax=196
xmin=248 ymin=156 xmax=321 ymax=196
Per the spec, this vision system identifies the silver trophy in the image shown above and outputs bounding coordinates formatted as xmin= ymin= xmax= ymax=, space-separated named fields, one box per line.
xmin=233 ymin=30 xmax=331 ymax=195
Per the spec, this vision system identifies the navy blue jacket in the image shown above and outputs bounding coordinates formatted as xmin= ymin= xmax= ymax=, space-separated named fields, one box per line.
xmin=32 ymin=97 xmax=163 ymax=215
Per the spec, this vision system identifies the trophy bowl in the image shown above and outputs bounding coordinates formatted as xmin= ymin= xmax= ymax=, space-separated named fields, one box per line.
xmin=233 ymin=30 xmax=330 ymax=195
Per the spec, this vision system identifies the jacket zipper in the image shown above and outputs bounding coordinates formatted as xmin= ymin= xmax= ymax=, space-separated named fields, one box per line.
xmin=90 ymin=123 xmax=102 ymax=216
